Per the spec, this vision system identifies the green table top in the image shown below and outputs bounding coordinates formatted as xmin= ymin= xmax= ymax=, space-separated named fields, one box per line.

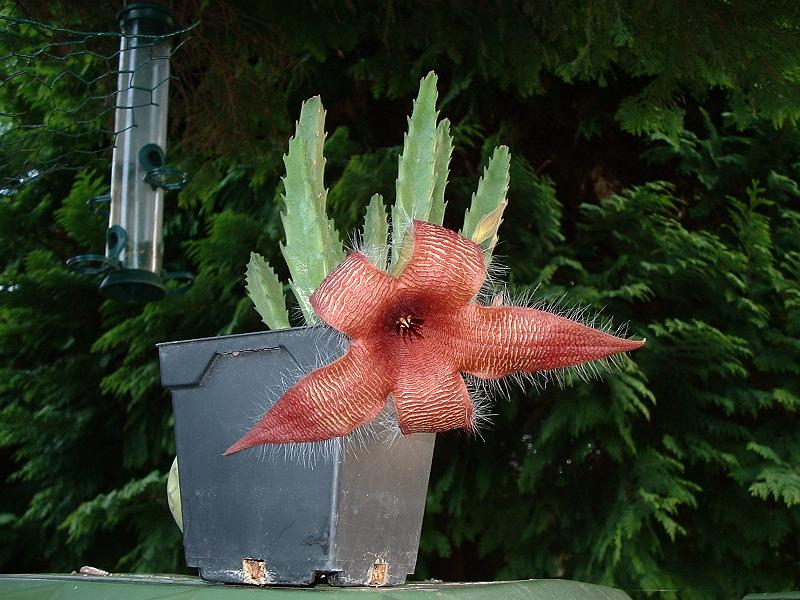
xmin=0 ymin=575 xmax=632 ymax=600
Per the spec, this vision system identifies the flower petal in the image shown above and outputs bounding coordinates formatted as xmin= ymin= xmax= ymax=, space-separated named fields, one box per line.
xmin=310 ymin=252 xmax=396 ymax=337
xmin=399 ymin=220 xmax=486 ymax=307
xmin=224 ymin=342 xmax=392 ymax=452
xmin=392 ymin=367 xmax=473 ymax=434
xmin=456 ymin=304 xmax=645 ymax=377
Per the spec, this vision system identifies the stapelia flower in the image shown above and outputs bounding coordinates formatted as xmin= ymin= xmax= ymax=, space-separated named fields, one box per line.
xmin=225 ymin=220 xmax=644 ymax=453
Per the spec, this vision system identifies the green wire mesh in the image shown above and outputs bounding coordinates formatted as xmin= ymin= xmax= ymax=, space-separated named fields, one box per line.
xmin=0 ymin=10 xmax=195 ymax=193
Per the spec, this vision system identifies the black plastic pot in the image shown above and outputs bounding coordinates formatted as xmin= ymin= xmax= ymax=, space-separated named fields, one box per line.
xmin=157 ymin=327 xmax=435 ymax=586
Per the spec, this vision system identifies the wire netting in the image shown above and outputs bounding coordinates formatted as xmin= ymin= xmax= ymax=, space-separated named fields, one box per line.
xmin=0 ymin=10 xmax=194 ymax=193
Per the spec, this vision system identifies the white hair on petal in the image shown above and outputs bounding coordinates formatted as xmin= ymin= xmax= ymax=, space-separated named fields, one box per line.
xmin=463 ymin=374 xmax=497 ymax=440
xmin=342 ymin=396 xmax=407 ymax=453
xmin=392 ymin=202 xmax=413 ymax=237
xmin=346 ymin=231 xmax=363 ymax=257
xmin=348 ymin=225 xmax=391 ymax=271
xmin=369 ymin=396 xmax=404 ymax=444
xmin=484 ymin=251 xmax=511 ymax=283
xmin=286 ymin=298 xmax=307 ymax=328
xmin=387 ymin=203 xmax=418 ymax=268
xmin=473 ymin=247 xmax=510 ymax=305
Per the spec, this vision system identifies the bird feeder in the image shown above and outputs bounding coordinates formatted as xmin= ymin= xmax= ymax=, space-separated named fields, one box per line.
xmin=68 ymin=3 xmax=189 ymax=302
xmin=100 ymin=3 xmax=187 ymax=302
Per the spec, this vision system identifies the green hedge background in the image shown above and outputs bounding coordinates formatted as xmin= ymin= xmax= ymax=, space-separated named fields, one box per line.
xmin=1 ymin=2 xmax=799 ymax=598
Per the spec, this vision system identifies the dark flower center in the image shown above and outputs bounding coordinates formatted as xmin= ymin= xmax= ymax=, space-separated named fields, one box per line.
xmin=395 ymin=312 xmax=424 ymax=342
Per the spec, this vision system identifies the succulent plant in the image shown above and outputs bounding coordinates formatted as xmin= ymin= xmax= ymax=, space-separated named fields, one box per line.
xmin=246 ymin=71 xmax=511 ymax=326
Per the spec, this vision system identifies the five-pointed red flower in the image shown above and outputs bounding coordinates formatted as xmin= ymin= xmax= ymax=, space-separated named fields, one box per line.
xmin=225 ymin=221 xmax=644 ymax=454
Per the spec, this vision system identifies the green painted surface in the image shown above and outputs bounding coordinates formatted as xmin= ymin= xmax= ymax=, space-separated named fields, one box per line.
xmin=743 ymin=594 xmax=800 ymax=600
xmin=0 ymin=575 xmax=631 ymax=600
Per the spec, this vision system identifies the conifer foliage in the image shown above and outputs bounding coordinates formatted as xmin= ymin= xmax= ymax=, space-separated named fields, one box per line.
xmin=1 ymin=2 xmax=799 ymax=597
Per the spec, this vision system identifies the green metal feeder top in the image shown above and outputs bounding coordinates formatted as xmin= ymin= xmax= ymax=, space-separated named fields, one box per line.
xmin=118 ymin=3 xmax=177 ymax=34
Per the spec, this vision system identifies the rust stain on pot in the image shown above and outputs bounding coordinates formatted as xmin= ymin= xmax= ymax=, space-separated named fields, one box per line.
xmin=365 ymin=559 xmax=388 ymax=586
xmin=242 ymin=558 xmax=269 ymax=585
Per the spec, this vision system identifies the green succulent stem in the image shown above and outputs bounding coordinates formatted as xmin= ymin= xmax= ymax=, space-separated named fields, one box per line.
xmin=248 ymin=73 xmax=509 ymax=327
xmin=245 ymin=252 xmax=290 ymax=330
xmin=461 ymin=145 xmax=511 ymax=263
xmin=362 ymin=193 xmax=389 ymax=269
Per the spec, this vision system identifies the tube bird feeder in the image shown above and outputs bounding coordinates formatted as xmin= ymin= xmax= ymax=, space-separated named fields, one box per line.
xmin=97 ymin=3 xmax=187 ymax=301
